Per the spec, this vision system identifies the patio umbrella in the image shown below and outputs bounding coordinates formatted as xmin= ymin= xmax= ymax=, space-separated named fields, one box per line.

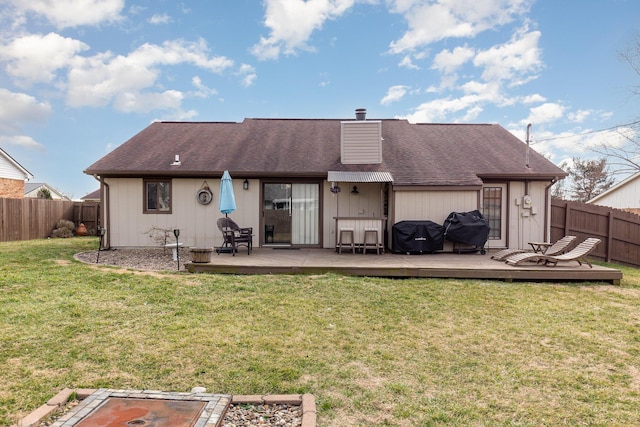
xmin=219 ymin=170 xmax=236 ymax=217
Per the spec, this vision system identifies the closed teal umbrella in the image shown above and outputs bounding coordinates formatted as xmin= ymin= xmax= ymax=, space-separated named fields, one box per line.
xmin=219 ymin=170 xmax=236 ymax=216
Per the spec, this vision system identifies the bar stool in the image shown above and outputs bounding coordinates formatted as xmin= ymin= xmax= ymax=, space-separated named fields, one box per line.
xmin=338 ymin=228 xmax=355 ymax=254
xmin=363 ymin=228 xmax=380 ymax=254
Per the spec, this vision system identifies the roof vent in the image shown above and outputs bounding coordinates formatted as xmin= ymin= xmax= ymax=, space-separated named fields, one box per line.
xmin=171 ymin=154 xmax=181 ymax=166
xmin=355 ymin=108 xmax=366 ymax=121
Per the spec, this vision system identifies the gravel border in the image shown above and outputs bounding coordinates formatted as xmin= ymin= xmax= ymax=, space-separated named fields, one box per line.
xmin=74 ymin=248 xmax=191 ymax=272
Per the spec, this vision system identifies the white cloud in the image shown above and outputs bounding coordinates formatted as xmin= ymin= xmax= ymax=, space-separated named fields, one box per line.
xmin=114 ymin=90 xmax=183 ymax=113
xmin=473 ymin=28 xmax=542 ymax=85
xmin=149 ymin=13 xmax=171 ymax=25
xmin=403 ymin=94 xmax=485 ymax=123
xmin=66 ymin=39 xmax=235 ymax=112
xmin=568 ymin=109 xmax=591 ymax=123
xmin=191 ymin=76 xmax=218 ymax=98
xmin=7 ymin=0 xmax=125 ymax=28
xmin=521 ymin=94 xmax=546 ymax=104
xmin=237 ymin=64 xmax=257 ymax=87
xmin=381 ymin=85 xmax=409 ymax=105
xmin=522 ymin=102 xmax=565 ymax=125
xmin=404 ymin=79 xmax=505 ymax=123
xmin=432 ymin=45 xmax=475 ymax=74
xmin=155 ymin=108 xmax=199 ymax=122
xmin=388 ymin=0 xmax=532 ymax=54
xmin=251 ymin=0 xmax=356 ymax=60
xmin=0 ymin=134 xmax=44 ymax=150
xmin=0 ymin=33 xmax=89 ymax=86
xmin=0 ymin=89 xmax=49 ymax=151
xmin=392 ymin=3 xmax=542 ymax=125
xmin=0 ymin=89 xmax=51 ymax=132
xmin=399 ymin=55 xmax=420 ymax=69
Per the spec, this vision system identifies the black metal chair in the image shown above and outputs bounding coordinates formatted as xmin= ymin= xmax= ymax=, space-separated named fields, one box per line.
xmin=216 ymin=217 xmax=253 ymax=255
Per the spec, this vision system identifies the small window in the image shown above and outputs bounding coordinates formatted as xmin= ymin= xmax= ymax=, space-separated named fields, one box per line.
xmin=144 ymin=179 xmax=172 ymax=213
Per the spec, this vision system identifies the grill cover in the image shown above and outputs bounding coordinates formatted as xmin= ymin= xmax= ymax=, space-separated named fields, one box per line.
xmin=392 ymin=220 xmax=445 ymax=254
xmin=443 ymin=210 xmax=490 ymax=246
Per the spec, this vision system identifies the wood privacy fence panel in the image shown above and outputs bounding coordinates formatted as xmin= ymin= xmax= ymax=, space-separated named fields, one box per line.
xmin=73 ymin=202 xmax=100 ymax=236
xmin=551 ymin=199 xmax=640 ymax=267
xmin=0 ymin=198 xmax=99 ymax=242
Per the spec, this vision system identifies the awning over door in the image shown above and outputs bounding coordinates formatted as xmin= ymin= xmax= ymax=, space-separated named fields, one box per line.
xmin=327 ymin=171 xmax=393 ymax=183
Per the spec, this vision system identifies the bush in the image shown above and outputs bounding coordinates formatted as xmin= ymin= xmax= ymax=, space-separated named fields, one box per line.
xmin=51 ymin=219 xmax=75 ymax=238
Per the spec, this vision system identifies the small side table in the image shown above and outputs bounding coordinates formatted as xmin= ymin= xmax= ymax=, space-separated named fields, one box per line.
xmin=528 ymin=241 xmax=552 ymax=253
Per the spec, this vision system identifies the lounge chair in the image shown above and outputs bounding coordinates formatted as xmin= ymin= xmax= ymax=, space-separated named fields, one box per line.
xmin=505 ymin=237 xmax=601 ymax=268
xmin=216 ymin=217 xmax=253 ymax=255
xmin=491 ymin=235 xmax=577 ymax=261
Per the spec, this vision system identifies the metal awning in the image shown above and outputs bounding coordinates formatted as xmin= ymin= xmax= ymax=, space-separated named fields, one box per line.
xmin=327 ymin=171 xmax=393 ymax=183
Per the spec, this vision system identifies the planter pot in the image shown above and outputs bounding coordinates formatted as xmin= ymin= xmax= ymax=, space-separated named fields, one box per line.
xmin=76 ymin=223 xmax=88 ymax=236
xmin=190 ymin=247 xmax=213 ymax=263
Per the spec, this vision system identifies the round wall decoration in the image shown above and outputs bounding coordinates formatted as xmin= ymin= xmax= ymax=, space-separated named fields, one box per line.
xmin=197 ymin=188 xmax=213 ymax=205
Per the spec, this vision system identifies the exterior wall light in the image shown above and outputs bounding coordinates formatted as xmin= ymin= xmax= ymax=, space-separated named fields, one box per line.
xmin=243 ymin=179 xmax=249 ymax=190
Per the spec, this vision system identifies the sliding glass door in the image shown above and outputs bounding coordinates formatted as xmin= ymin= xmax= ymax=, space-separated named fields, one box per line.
xmin=263 ymin=183 xmax=319 ymax=245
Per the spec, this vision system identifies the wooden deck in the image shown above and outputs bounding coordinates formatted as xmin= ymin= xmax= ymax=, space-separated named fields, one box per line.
xmin=186 ymin=248 xmax=622 ymax=284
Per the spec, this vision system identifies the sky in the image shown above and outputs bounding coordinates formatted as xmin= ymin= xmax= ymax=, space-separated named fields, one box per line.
xmin=0 ymin=0 xmax=639 ymax=200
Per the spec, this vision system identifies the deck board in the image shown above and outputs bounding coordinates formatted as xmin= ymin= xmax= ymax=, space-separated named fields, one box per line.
xmin=186 ymin=248 xmax=622 ymax=284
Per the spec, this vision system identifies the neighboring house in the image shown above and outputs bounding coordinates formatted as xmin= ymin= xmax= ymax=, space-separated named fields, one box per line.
xmin=587 ymin=171 xmax=640 ymax=215
xmin=84 ymin=109 xmax=567 ymax=251
xmin=81 ymin=188 xmax=101 ymax=202
xmin=0 ymin=147 xmax=33 ymax=198
xmin=24 ymin=182 xmax=70 ymax=200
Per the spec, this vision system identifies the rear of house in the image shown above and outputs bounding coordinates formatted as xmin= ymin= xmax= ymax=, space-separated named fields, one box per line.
xmin=84 ymin=110 xmax=566 ymax=252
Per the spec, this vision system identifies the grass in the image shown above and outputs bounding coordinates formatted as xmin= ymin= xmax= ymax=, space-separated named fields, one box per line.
xmin=1 ymin=238 xmax=640 ymax=426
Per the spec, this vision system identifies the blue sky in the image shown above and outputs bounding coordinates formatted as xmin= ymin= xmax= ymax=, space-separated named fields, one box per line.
xmin=0 ymin=0 xmax=638 ymax=199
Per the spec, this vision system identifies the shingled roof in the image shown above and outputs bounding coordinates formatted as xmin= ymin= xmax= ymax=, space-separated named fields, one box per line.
xmin=84 ymin=118 xmax=566 ymax=186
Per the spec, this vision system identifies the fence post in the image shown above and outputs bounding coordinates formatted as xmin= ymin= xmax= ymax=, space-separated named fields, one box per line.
xmin=607 ymin=211 xmax=613 ymax=263
xmin=564 ymin=201 xmax=571 ymax=237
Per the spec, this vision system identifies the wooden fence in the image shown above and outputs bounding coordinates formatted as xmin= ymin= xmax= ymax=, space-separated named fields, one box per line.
xmin=551 ymin=199 xmax=640 ymax=267
xmin=0 ymin=198 xmax=100 ymax=242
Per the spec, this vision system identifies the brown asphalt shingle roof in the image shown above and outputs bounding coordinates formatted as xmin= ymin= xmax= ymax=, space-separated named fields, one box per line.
xmin=84 ymin=118 xmax=566 ymax=186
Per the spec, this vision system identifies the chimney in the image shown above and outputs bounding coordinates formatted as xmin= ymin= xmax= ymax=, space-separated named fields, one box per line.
xmin=355 ymin=108 xmax=367 ymax=121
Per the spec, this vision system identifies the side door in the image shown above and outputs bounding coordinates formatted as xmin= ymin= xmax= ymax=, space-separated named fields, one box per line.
xmin=482 ymin=184 xmax=507 ymax=248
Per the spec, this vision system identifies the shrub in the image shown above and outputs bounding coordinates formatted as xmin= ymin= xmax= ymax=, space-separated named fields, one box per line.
xmin=51 ymin=219 xmax=75 ymax=238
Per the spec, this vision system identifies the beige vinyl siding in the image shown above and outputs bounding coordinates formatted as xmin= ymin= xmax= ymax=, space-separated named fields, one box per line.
xmin=391 ymin=189 xmax=478 ymax=252
xmin=340 ymin=121 xmax=382 ymax=164
xmin=393 ymin=190 xmax=478 ymax=224
xmin=506 ymin=181 xmax=548 ymax=249
xmin=322 ymin=182 xmax=386 ymax=249
xmin=105 ymin=177 xmax=260 ymax=248
xmin=322 ymin=181 xmax=338 ymax=248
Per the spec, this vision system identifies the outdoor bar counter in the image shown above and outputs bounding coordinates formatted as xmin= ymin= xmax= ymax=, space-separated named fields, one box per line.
xmin=334 ymin=217 xmax=386 ymax=252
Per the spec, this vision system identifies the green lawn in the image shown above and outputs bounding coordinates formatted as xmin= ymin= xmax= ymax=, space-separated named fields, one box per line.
xmin=1 ymin=238 xmax=639 ymax=426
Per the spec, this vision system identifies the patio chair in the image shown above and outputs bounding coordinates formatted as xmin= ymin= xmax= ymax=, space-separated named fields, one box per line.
xmin=216 ymin=217 xmax=253 ymax=255
xmin=505 ymin=237 xmax=601 ymax=268
xmin=491 ymin=235 xmax=577 ymax=261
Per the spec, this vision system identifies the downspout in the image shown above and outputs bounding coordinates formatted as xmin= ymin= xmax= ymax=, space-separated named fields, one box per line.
xmin=92 ymin=174 xmax=110 ymax=249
